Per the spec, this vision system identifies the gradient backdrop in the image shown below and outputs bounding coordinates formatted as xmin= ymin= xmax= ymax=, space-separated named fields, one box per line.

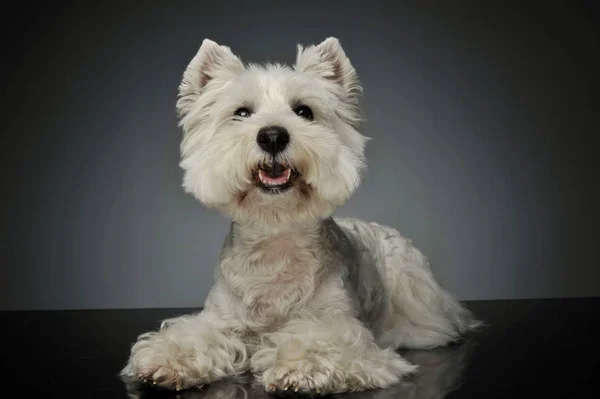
xmin=2 ymin=1 xmax=598 ymax=310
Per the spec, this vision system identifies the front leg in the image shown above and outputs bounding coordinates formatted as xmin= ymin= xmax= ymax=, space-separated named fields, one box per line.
xmin=251 ymin=314 xmax=417 ymax=395
xmin=120 ymin=309 xmax=249 ymax=391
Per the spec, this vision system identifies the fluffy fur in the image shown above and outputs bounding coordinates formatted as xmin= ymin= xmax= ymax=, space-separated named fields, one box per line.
xmin=121 ymin=37 xmax=480 ymax=395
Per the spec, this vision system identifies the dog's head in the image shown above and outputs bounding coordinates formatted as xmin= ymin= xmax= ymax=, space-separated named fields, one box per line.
xmin=176 ymin=38 xmax=368 ymax=224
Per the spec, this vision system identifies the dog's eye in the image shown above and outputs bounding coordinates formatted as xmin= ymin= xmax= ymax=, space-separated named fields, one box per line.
xmin=293 ymin=105 xmax=313 ymax=121
xmin=234 ymin=107 xmax=252 ymax=118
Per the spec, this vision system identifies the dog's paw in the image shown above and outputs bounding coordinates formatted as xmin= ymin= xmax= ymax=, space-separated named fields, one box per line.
xmin=136 ymin=363 xmax=190 ymax=391
xmin=261 ymin=361 xmax=333 ymax=395
xmin=265 ymin=371 xmax=325 ymax=395
xmin=126 ymin=356 xmax=196 ymax=391
xmin=258 ymin=348 xmax=417 ymax=395
xmin=121 ymin=333 xmax=202 ymax=391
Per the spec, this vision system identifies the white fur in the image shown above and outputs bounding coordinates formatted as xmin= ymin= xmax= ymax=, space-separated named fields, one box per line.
xmin=121 ymin=37 xmax=480 ymax=395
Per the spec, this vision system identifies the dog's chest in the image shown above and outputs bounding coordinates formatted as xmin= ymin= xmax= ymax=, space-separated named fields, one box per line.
xmin=223 ymin=235 xmax=322 ymax=319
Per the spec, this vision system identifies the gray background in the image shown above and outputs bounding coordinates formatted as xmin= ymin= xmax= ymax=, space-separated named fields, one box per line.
xmin=1 ymin=2 xmax=598 ymax=311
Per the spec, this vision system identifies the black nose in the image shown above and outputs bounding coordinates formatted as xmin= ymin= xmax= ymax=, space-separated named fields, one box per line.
xmin=256 ymin=126 xmax=290 ymax=155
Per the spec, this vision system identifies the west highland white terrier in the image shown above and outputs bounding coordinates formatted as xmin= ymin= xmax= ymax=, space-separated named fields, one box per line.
xmin=121 ymin=37 xmax=480 ymax=395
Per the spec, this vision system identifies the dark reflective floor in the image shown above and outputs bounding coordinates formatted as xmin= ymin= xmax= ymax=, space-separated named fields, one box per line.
xmin=2 ymin=299 xmax=599 ymax=398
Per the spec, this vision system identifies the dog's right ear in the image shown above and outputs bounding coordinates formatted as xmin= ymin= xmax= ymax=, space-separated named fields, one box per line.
xmin=176 ymin=39 xmax=244 ymax=117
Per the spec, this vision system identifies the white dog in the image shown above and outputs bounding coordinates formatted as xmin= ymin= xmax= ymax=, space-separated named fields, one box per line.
xmin=121 ymin=37 xmax=480 ymax=395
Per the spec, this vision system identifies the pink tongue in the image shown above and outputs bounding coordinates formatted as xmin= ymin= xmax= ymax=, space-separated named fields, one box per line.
xmin=263 ymin=173 xmax=288 ymax=184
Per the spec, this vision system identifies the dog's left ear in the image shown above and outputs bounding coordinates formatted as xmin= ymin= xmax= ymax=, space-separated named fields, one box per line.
xmin=295 ymin=38 xmax=362 ymax=100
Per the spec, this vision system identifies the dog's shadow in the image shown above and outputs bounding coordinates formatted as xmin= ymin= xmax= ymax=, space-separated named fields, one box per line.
xmin=122 ymin=339 xmax=475 ymax=399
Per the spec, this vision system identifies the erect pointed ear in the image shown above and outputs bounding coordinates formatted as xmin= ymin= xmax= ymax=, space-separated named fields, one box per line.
xmin=177 ymin=39 xmax=244 ymax=117
xmin=294 ymin=37 xmax=362 ymax=99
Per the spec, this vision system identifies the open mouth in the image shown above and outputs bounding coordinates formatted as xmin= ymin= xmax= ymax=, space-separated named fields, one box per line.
xmin=254 ymin=162 xmax=299 ymax=194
